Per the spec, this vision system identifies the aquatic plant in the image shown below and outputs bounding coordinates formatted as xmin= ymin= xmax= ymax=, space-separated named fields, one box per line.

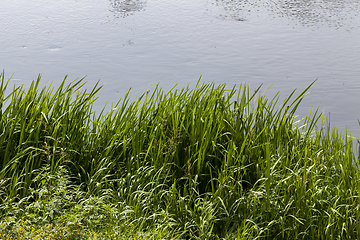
xmin=0 ymin=71 xmax=359 ymax=239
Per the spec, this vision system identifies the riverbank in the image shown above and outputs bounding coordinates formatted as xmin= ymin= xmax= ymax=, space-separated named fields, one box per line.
xmin=0 ymin=73 xmax=359 ymax=239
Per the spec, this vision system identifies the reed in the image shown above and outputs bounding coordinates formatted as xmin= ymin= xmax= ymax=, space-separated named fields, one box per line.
xmin=0 ymin=71 xmax=359 ymax=239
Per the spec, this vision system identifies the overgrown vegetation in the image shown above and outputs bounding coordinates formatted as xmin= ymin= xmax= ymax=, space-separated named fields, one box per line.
xmin=0 ymin=71 xmax=359 ymax=239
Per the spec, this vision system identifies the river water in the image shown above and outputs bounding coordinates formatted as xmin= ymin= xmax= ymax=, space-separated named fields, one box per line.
xmin=1 ymin=0 xmax=360 ymax=137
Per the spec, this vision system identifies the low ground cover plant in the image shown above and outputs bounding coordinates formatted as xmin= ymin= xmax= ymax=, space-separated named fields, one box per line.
xmin=0 ymin=71 xmax=359 ymax=239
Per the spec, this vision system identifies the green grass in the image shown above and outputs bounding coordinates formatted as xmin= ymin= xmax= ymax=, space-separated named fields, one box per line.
xmin=0 ymin=71 xmax=359 ymax=239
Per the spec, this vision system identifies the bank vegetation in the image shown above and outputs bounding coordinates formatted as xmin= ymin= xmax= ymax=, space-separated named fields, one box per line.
xmin=0 ymin=72 xmax=359 ymax=239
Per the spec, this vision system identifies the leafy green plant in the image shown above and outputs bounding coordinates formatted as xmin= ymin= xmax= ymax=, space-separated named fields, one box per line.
xmin=0 ymin=71 xmax=359 ymax=239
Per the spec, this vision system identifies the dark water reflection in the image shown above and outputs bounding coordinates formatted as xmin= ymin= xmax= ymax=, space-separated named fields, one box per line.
xmin=272 ymin=0 xmax=360 ymax=28
xmin=109 ymin=0 xmax=146 ymax=18
xmin=209 ymin=0 xmax=261 ymax=21
xmin=211 ymin=0 xmax=360 ymax=28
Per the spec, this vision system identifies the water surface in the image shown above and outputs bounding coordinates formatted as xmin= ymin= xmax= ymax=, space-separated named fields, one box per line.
xmin=1 ymin=0 xmax=360 ymax=136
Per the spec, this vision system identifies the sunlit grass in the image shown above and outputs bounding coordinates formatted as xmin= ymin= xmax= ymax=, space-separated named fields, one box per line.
xmin=0 ymin=71 xmax=359 ymax=239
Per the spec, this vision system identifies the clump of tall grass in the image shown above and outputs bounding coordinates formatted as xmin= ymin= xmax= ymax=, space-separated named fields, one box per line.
xmin=0 ymin=71 xmax=359 ymax=239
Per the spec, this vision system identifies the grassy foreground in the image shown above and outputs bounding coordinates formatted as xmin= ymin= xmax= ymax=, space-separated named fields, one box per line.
xmin=0 ymin=72 xmax=359 ymax=239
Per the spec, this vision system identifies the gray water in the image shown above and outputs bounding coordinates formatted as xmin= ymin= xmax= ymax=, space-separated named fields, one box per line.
xmin=1 ymin=0 xmax=360 ymax=136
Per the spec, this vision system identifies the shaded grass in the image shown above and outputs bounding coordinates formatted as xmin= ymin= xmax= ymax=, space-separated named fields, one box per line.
xmin=0 ymin=71 xmax=359 ymax=239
